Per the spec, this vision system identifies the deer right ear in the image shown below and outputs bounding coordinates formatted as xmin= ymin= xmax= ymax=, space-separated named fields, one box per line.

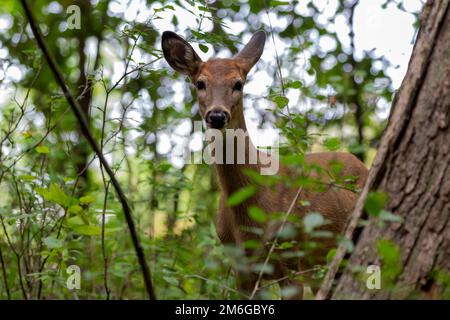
xmin=161 ymin=31 xmax=202 ymax=77
xmin=234 ymin=31 xmax=266 ymax=74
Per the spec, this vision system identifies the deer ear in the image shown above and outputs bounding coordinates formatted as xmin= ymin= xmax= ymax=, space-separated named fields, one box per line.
xmin=234 ymin=31 xmax=266 ymax=74
xmin=162 ymin=31 xmax=202 ymax=77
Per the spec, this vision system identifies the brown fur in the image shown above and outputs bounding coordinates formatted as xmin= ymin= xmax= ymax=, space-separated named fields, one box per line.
xmin=213 ymin=123 xmax=368 ymax=298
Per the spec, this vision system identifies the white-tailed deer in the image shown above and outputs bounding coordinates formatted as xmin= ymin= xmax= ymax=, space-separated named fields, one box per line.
xmin=162 ymin=30 xmax=368 ymax=299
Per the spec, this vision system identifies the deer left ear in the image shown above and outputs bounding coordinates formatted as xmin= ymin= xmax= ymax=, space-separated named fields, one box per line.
xmin=234 ymin=31 xmax=266 ymax=74
xmin=161 ymin=31 xmax=202 ymax=77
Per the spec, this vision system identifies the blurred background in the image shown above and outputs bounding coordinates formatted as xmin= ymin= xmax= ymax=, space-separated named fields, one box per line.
xmin=0 ymin=0 xmax=424 ymax=299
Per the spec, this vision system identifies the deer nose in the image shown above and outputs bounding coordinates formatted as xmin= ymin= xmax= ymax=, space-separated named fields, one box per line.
xmin=205 ymin=109 xmax=229 ymax=129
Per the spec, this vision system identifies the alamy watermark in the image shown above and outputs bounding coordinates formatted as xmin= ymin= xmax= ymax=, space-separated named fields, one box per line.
xmin=66 ymin=5 xmax=81 ymax=30
xmin=366 ymin=265 xmax=381 ymax=290
xmin=184 ymin=121 xmax=280 ymax=175
xmin=66 ymin=265 xmax=81 ymax=290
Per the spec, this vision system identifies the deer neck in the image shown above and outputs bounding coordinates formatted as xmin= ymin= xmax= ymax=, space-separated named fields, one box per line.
xmin=213 ymin=104 xmax=260 ymax=196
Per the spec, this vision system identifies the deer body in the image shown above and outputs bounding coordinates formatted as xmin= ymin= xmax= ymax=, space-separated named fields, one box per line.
xmin=162 ymin=31 xmax=368 ymax=298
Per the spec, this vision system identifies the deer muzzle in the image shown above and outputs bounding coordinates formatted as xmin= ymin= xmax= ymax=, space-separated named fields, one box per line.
xmin=205 ymin=108 xmax=230 ymax=129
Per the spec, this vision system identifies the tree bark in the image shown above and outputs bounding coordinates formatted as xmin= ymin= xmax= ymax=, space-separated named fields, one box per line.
xmin=317 ymin=0 xmax=450 ymax=299
xmin=73 ymin=0 xmax=104 ymax=192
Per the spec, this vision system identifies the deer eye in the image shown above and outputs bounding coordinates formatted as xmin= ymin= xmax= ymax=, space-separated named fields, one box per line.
xmin=233 ymin=81 xmax=243 ymax=91
xmin=196 ymin=80 xmax=206 ymax=90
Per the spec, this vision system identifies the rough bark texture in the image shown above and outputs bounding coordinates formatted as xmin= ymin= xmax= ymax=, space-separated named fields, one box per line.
xmin=318 ymin=0 xmax=450 ymax=300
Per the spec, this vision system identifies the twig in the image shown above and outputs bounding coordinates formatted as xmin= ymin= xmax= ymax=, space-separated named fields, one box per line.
xmin=263 ymin=1 xmax=287 ymax=111
xmin=19 ymin=0 xmax=156 ymax=300
xmin=100 ymin=181 xmax=111 ymax=300
xmin=184 ymin=274 xmax=249 ymax=299
xmin=0 ymin=245 xmax=11 ymax=299
xmin=249 ymin=187 xmax=302 ymax=299
xmin=258 ymin=267 xmax=321 ymax=291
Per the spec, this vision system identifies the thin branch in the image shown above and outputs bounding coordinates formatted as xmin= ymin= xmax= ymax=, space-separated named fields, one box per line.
xmin=258 ymin=267 xmax=321 ymax=291
xmin=0 ymin=245 xmax=11 ymax=299
xmin=184 ymin=274 xmax=249 ymax=299
xmin=19 ymin=0 xmax=156 ymax=300
xmin=249 ymin=187 xmax=303 ymax=299
xmin=100 ymin=181 xmax=111 ymax=300
xmin=263 ymin=0 xmax=287 ymax=111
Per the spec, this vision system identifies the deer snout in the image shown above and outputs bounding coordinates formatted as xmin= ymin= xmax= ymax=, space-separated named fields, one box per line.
xmin=205 ymin=109 xmax=230 ymax=129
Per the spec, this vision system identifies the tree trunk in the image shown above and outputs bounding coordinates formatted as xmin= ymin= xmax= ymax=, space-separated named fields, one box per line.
xmin=73 ymin=0 xmax=104 ymax=193
xmin=318 ymin=0 xmax=450 ymax=300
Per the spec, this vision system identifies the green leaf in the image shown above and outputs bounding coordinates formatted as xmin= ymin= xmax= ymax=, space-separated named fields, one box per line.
xmin=22 ymin=131 xmax=32 ymax=139
xmin=35 ymin=183 xmax=71 ymax=208
xmin=311 ymin=230 xmax=333 ymax=238
xmin=338 ymin=236 xmax=354 ymax=253
xmin=281 ymin=251 xmax=305 ymax=259
xmin=365 ymin=191 xmax=389 ymax=216
xmin=66 ymin=216 xmax=84 ymax=226
xmin=66 ymin=216 xmax=119 ymax=236
xmin=243 ymin=169 xmax=277 ymax=186
xmin=312 ymin=267 xmax=327 ymax=280
xmin=69 ymin=225 xmax=103 ymax=236
xmin=244 ymin=240 xmax=261 ymax=249
xmin=303 ymin=213 xmax=325 ymax=233
xmin=281 ymin=154 xmax=304 ymax=165
xmin=163 ymin=276 xmax=179 ymax=286
xmin=280 ymin=286 xmax=300 ymax=299
xmin=272 ymin=96 xmax=289 ymax=108
xmin=18 ymin=174 xmax=35 ymax=181
xmin=379 ymin=210 xmax=403 ymax=223
xmin=376 ymin=239 xmax=403 ymax=285
xmin=80 ymin=195 xmax=95 ymax=205
xmin=286 ymin=80 xmax=302 ymax=89
xmin=276 ymin=224 xmax=297 ymax=239
xmin=68 ymin=205 xmax=89 ymax=225
xmin=199 ymin=44 xmax=209 ymax=53
xmin=377 ymin=239 xmax=401 ymax=262
xmin=278 ymin=242 xmax=294 ymax=250
xmin=326 ymin=248 xmax=337 ymax=263
xmin=158 ymin=163 xmax=172 ymax=173
xmin=251 ymin=263 xmax=274 ymax=275
xmin=248 ymin=206 xmax=266 ymax=223
xmin=227 ymin=185 xmax=256 ymax=206
xmin=323 ymin=137 xmax=341 ymax=151
xmin=35 ymin=145 xmax=49 ymax=154
xmin=270 ymin=0 xmax=290 ymax=6
xmin=43 ymin=236 xmax=64 ymax=249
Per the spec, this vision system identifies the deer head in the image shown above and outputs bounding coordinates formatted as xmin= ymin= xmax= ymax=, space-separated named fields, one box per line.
xmin=161 ymin=31 xmax=266 ymax=130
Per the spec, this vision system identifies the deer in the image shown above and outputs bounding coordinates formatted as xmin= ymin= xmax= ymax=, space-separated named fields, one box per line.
xmin=161 ymin=30 xmax=368 ymax=299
